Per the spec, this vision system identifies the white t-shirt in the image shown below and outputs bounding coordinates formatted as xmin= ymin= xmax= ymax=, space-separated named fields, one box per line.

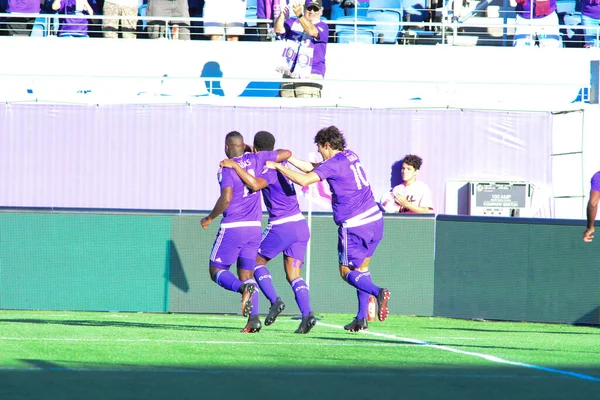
xmin=380 ymin=181 xmax=434 ymax=214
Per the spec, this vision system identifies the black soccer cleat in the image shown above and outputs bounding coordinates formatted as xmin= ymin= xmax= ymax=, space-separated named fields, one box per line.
xmin=239 ymin=283 xmax=256 ymax=317
xmin=344 ymin=318 xmax=368 ymax=332
xmin=377 ymin=288 xmax=390 ymax=322
xmin=265 ymin=297 xmax=286 ymax=326
xmin=294 ymin=312 xmax=317 ymax=334
xmin=241 ymin=315 xmax=262 ymax=333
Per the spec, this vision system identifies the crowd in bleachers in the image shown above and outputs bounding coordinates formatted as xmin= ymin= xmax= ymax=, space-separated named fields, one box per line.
xmin=0 ymin=0 xmax=598 ymax=46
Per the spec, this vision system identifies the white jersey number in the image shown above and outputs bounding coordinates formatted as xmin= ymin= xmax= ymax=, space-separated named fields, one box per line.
xmin=350 ymin=162 xmax=370 ymax=190
xmin=243 ymin=169 xmax=257 ymax=198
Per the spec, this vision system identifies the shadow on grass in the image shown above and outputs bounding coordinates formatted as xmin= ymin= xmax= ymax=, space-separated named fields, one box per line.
xmin=1 ymin=364 xmax=599 ymax=400
xmin=0 ymin=318 xmax=243 ymax=332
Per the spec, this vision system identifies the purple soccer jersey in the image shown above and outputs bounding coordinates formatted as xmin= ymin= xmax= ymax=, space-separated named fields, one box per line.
xmin=282 ymin=18 xmax=329 ymax=76
xmin=313 ymin=150 xmax=380 ymax=225
xmin=313 ymin=149 xmax=383 ymax=267
xmin=55 ymin=0 xmax=91 ymax=37
xmin=257 ymin=160 xmax=309 ymax=262
xmin=219 ymin=150 xmax=277 ymax=225
xmin=209 ymin=150 xmax=277 ymax=269
xmin=591 ymin=171 xmax=600 ymax=192
xmin=260 ymin=161 xmax=302 ymax=221
xmin=582 ymin=0 xmax=600 ymax=19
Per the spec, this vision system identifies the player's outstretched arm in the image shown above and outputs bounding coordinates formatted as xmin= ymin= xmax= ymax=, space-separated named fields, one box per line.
xmin=201 ymin=187 xmax=232 ymax=229
xmin=583 ymin=189 xmax=600 ymax=242
xmin=220 ymin=159 xmax=268 ymax=192
xmin=275 ymin=149 xmax=292 ymax=163
xmin=266 ymin=161 xmax=321 ymax=187
xmin=287 ymin=156 xmax=319 ymax=173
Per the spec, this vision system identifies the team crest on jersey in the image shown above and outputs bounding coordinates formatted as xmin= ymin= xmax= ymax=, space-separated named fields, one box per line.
xmin=217 ymin=167 xmax=223 ymax=183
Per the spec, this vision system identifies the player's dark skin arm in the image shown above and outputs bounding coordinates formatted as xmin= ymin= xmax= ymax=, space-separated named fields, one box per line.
xmin=583 ymin=189 xmax=600 ymax=242
xmin=201 ymin=186 xmax=232 ymax=229
xmin=220 ymin=159 xmax=268 ymax=192
xmin=275 ymin=149 xmax=292 ymax=162
xmin=219 ymin=149 xmax=291 ymax=191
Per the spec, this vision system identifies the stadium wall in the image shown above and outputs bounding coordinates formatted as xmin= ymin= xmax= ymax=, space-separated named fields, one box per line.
xmin=1 ymin=211 xmax=597 ymax=325
xmin=434 ymin=215 xmax=600 ymax=325
xmin=0 ymin=103 xmax=557 ymax=216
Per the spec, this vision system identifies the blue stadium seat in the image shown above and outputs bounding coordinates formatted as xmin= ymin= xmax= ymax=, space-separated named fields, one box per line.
xmin=367 ymin=9 xmax=402 ymax=44
xmin=369 ymin=0 xmax=402 ymax=11
xmin=335 ymin=16 xmax=376 ymax=43
xmin=336 ymin=29 xmax=375 ymax=44
xmin=31 ymin=17 xmax=48 ymax=37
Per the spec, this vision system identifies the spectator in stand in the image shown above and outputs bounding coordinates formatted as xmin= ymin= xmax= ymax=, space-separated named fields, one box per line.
xmin=330 ymin=0 xmax=369 ymax=20
xmin=274 ymin=0 xmax=329 ymax=98
xmin=203 ymin=0 xmax=247 ymax=41
xmin=257 ymin=0 xmax=288 ymax=41
xmin=102 ymin=0 xmax=139 ymax=38
xmin=83 ymin=0 xmax=103 ymax=37
xmin=380 ymin=154 xmax=434 ymax=214
xmin=52 ymin=0 xmax=95 ymax=37
xmin=188 ymin=0 xmax=204 ymax=39
xmin=581 ymin=0 xmax=600 ymax=48
xmin=0 ymin=0 xmax=41 ymax=36
xmin=510 ymin=0 xmax=561 ymax=47
xmin=147 ymin=0 xmax=190 ymax=39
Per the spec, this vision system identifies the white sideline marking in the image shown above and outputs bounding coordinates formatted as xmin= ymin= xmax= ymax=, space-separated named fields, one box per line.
xmin=318 ymin=322 xmax=600 ymax=382
xmin=1 ymin=317 xmax=598 ymax=382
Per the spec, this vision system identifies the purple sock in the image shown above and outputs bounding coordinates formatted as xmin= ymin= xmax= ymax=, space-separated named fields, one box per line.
xmin=243 ymin=279 xmax=260 ymax=316
xmin=356 ymin=289 xmax=370 ymax=320
xmin=254 ymin=264 xmax=278 ymax=304
xmin=345 ymin=270 xmax=380 ymax=297
xmin=290 ymin=277 xmax=312 ymax=317
xmin=215 ymin=270 xmax=242 ymax=293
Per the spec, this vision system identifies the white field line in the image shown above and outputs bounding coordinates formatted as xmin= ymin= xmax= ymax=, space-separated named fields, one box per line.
xmin=1 ymin=316 xmax=598 ymax=382
xmin=317 ymin=322 xmax=600 ymax=382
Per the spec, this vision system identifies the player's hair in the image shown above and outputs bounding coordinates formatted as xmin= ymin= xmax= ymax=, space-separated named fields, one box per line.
xmin=253 ymin=131 xmax=276 ymax=151
xmin=314 ymin=126 xmax=347 ymax=151
xmin=402 ymin=154 xmax=423 ymax=170
xmin=225 ymin=131 xmax=243 ymax=145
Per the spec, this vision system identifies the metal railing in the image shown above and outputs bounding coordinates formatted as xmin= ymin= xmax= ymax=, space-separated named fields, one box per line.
xmin=1 ymin=6 xmax=599 ymax=47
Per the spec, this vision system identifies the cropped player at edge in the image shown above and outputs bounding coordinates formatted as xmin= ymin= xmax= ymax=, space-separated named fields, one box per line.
xmin=266 ymin=125 xmax=390 ymax=332
xmin=202 ymin=131 xmax=291 ymax=333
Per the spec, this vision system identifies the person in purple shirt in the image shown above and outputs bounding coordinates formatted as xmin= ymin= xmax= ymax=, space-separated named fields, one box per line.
xmin=267 ymin=126 xmax=390 ymax=332
xmin=274 ymin=0 xmax=329 ymax=98
xmin=0 ymin=0 xmax=41 ymax=35
xmin=583 ymin=170 xmax=600 ymax=242
xmin=257 ymin=0 xmax=284 ymax=41
xmin=202 ymin=131 xmax=291 ymax=333
xmin=510 ymin=0 xmax=561 ymax=47
xmin=51 ymin=0 xmax=95 ymax=37
xmin=221 ymin=131 xmax=316 ymax=334
xmin=581 ymin=0 xmax=600 ymax=48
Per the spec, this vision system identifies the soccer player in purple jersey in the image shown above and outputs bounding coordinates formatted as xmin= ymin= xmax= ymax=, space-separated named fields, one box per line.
xmin=221 ymin=131 xmax=316 ymax=334
xmin=583 ymin=170 xmax=600 ymax=242
xmin=267 ymin=126 xmax=390 ymax=332
xmin=201 ymin=131 xmax=291 ymax=333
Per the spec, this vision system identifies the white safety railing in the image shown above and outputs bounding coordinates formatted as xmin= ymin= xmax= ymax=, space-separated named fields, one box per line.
xmin=1 ymin=6 xmax=599 ymax=47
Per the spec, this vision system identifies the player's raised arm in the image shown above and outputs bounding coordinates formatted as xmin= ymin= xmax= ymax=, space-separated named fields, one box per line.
xmin=287 ymin=156 xmax=319 ymax=173
xmin=220 ymin=159 xmax=268 ymax=192
xmin=266 ymin=161 xmax=321 ymax=187
xmin=201 ymin=186 xmax=232 ymax=229
xmin=275 ymin=149 xmax=292 ymax=162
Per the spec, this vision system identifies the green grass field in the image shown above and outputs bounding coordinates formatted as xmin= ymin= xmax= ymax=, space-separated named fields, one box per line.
xmin=0 ymin=310 xmax=598 ymax=400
